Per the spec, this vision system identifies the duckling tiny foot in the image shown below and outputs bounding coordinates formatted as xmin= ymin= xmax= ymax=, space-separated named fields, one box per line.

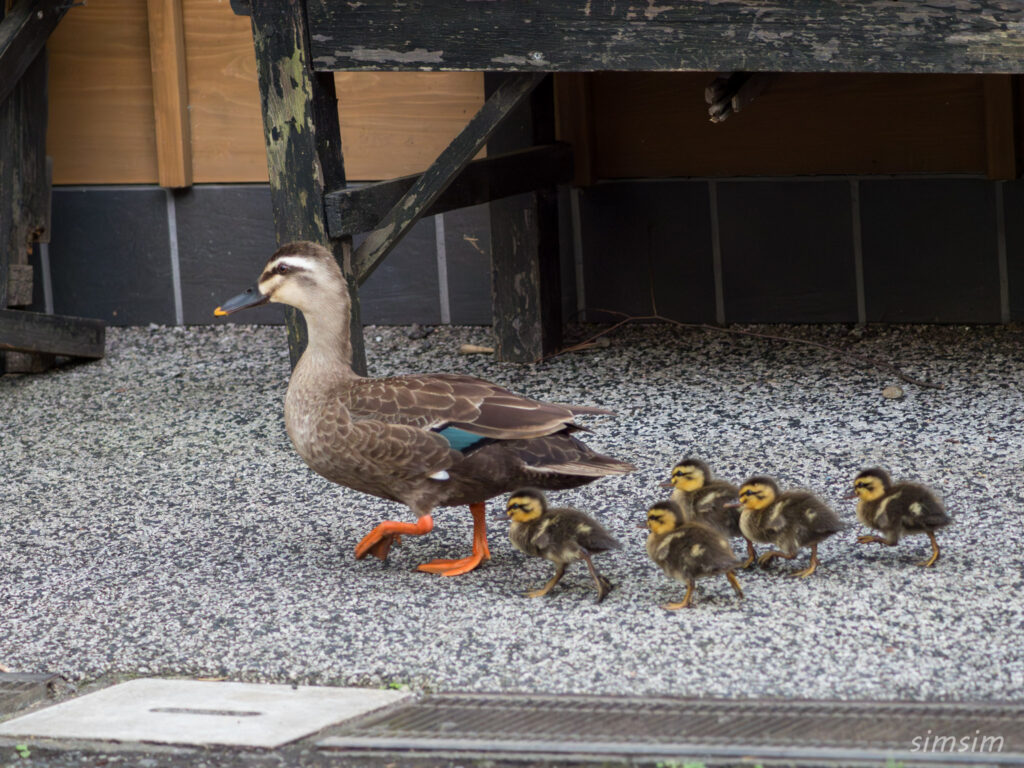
xmin=857 ymin=534 xmax=888 ymax=545
xmin=915 ymin=551 xmax=940 ymax=568
xmin=595 ymin=575 xmax=613 ymax=604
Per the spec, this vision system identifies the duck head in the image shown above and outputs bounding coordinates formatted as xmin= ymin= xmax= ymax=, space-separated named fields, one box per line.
xmin=735 ymin=476 xmax=779 ymax=511
xmin=661 ymin=457 xmax=711 ymax=492
xmin=849 ymin=467 xmax=891 ymax=501
xmin=643 ymin=499 xmax=684 ymax=535
xmin=506 ymin=488 xmax=547 ymax=523
xmin=215 ymin=241 xmax=346 ymax=317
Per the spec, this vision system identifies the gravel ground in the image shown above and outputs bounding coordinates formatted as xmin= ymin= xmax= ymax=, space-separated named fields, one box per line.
xmin=1 ymin=322 xmax=1022 ymax=702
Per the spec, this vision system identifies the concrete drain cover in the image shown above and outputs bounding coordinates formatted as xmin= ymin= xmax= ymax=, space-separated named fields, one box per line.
xmin=0 ymin=673 xmax=61 ymax=715
xmin=319 ymin=693 xmax=1024 ymax=765
xmin=0 ymin=678 xmax=409 ymax=748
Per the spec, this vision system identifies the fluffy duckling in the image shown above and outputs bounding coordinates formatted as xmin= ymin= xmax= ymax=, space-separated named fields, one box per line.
xmin=643 ymin=500 xmax=743 ymax=610
xmin=733 ymin=476 xmax=842 ymax=578
xmin=506 ymin=489 xmax=621 ymax=602
xmin=662 ymin=457 xmax=756 ymax=568
xmin=850 ymin=468 xmax=951 ymax=567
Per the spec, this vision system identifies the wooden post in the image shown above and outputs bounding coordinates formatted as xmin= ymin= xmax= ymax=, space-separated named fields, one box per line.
xmin=1 ymin=50 xmax=52 ymax=372
xmin=486 ymin=73 xmax=563 ymax=362
xmin=146 ymin=0 xmax=193 ymax=188
xmin=247 ymin=0 xmax=362 ymax=372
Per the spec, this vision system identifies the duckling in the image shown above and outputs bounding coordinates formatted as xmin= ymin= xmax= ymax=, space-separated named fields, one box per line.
xmin=662 ymin=457 xmax=756 ymax=568
xmin=849 ymin=467 xmax=951 ymax=567
xmin=215 ymin=241 xmax=634 ymax=577
xmin=733 ymin=476 xmax=842 ymax=578
xmin=643 ymin=500 xmax=743 ymax=610
xmin=506 ymin=489 xmax=620 ymax=602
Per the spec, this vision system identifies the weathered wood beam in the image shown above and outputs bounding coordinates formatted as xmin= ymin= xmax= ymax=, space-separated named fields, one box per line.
xmin=0 ymin=0 xmax=69 ymax=106
xmin=0 ymin=309 xmax=105 ymax=358
xmin=983 ymin=74 xmax=1017 ymax=180
xmin=308 ymin=0 xmax=1024 ymax=75
xmin=325 ymin=143 xmax=572 ymax=236
xmin=352 ymin=72 xmax=545 ymax=285
xmin=248 ymin=0 xmax=361 ymax=372
xmin=487 ymin=73 xmax=562 ymax=363
xmin=146 ymin=0 xmax=193 ymax=188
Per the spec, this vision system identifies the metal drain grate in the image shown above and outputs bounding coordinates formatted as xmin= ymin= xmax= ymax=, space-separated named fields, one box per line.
xmin=319 ymin=693 xmax=1024 ymax=765
xmin=0 ymin=673 xmax=60 ymax=716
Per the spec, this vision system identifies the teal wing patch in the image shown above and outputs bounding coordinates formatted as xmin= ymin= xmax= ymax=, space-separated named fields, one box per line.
xmin=434 ymin=425 xmax=493 ymax=453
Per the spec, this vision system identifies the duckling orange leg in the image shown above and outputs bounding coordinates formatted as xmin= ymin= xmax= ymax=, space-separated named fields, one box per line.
xmin=915 ymin=531 xmax=941 ymax=568
xmin=757 ymin=550 xmax=795 ymax=567
xmin=726 ymin=570 xmax=744 ymax=598
xmin=662 ymin=579 xmax=696 ymax=610
xmin=790 ymin=543 xmax=820 ymax=578
xmin=417 ymin=502 xmax=491 ymax=576
xmin=740 ymin=538 xmax=757 ymax=569
xmin=580 ymin=551 xmax=613 ymax=603
xmin=857 ymin=534 xmax=889 ymax=545
xmin=355 ymin=515 xmax=434 ymax=560
xmin=525 ymin=563 xmax=566 ymax=598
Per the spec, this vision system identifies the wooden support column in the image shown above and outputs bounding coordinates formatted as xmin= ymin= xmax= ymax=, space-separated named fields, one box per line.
xmin=984 ymin=74 xmax=1017 ymax=180
xmin=248 ymin=0 xmax=360 ymax=372
xmin=487 ymin=73 xmax=563 ymax=363
xmin=146 ymin=0 xmax=192 ymax=188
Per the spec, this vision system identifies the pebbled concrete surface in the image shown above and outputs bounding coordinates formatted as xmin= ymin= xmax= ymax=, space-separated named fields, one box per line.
xmin=1 ymin=323 xmax=1022 ymax=702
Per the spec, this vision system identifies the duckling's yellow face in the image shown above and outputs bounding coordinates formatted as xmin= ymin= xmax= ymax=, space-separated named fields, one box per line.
xmin=852 ymin=476 xmax=886 ymax=502
xmin=507 ymin=494 xmax=543 ymax=523
xmin=737 ymin=482 xmax=775 ymax=511
xmin=669 ymin=463 xmax=706 ymax=492
xmin=646 ymin=507 xmax=678 ymax=536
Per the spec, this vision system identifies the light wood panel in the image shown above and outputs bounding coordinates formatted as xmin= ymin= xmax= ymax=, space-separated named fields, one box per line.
xmin=147 ymin=0 xmax=192 ymax=187
xmin=333 ymin=71 xmax=484 ymax=181
xmin=179 ymin=0 xmax=265 ymax=182
xmin=47 ymin=0 xmax=158 ymax=184
xmin=590 ymin=72 xmax=989 ymax=178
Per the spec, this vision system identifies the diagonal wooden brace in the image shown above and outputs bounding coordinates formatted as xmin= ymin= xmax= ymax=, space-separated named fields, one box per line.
xmin=352 ymin=72 xmax=546 ymax=286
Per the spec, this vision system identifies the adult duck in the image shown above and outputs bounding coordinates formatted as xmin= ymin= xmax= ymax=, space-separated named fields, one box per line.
xmin=215 ymin=241 xmax=634 ymax=576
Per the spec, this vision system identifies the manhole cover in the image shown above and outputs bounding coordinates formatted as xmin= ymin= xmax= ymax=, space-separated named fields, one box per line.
xmin=319 ymin=693 xmax=1024 ymax=765
xmin=0 ymin=678 xmax=409 ymax=748
xmin=0 ymin=673 xmax=60 ymax=715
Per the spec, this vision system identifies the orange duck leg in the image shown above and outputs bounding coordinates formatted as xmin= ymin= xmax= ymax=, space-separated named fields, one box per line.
xmin=355 ymin=515 xmax=434 ymax=561
xmin=417 ymin=502 xmax=491 ymax=577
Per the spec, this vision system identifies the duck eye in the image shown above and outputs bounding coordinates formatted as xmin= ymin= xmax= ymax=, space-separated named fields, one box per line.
xmin=274 ymin=263 xmax=290 ymax=275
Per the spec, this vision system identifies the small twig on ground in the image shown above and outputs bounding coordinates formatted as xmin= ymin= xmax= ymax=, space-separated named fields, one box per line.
xmin=546 ymin=309 xmax=943 ymax=390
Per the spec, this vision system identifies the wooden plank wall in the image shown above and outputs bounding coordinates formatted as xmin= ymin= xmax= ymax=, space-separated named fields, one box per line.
xmin=44 ymin=0 xmax=1016 ymax=185
xmin=46 ymin=0 xmax=484 ymax=184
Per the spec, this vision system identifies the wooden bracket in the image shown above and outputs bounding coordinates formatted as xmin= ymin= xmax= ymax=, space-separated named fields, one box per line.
xmin=0 ymin=309 xmax=105 ymax=358
xmin=325 ymin=143 xmax=573 ymax=236
xmin=352 ymin=72 xmax=547 ymax=285
xmin=146 ymin=0 xmax=192 ymax=187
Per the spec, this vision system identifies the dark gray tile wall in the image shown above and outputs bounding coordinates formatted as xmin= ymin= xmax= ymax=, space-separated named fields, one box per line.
xmin=860 ymin=179 xmax=1000 ymax=323
xmin=718 ymin=181 xmax=857 ymax=323
xmin=1001 ymin=180 xmax=1024 ymax=321
xmin=48 ymin=188 xmax=176 ymax=326
xmin=40 ymin=179 xmax=1014 ymax=329
xmin=579 ymin=181 xmax=716 ymax=323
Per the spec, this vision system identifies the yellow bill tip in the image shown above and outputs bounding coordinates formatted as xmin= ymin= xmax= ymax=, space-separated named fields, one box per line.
xmin=213 ymin=306 xmax=227 ymax=317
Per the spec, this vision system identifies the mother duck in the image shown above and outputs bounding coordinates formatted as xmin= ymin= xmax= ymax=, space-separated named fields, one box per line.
xmin=215 ymin=241 xmax=634 ymax=576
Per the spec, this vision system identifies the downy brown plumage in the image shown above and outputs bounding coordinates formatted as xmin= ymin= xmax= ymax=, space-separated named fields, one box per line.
xmin=215 ymin=241 xmax=634 ymax=576
xmin=850 ymin=467 xmax=951 ymax=567
xmin=662 ymin=457 xmax=756 ymax=568
xmin=643 ymin=500 xmax=743 ymax=610
xmin=506 ymin=488 xmax=620 ymax=602
xmin=733 ymin=476 xmax=843 ymax=578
